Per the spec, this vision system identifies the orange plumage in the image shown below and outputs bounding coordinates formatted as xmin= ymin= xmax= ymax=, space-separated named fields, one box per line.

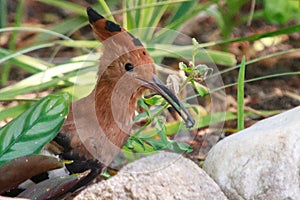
xmin=52 ymin=7 xmax=194 ymax=191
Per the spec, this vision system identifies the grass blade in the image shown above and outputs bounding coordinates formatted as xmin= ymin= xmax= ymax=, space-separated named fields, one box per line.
xmin=148 ymin=44 xmax=237 ymax=66
xmin=167 ymin=1 xmax=196 ymax=24
xmin=0 ymin=0 xmax=7 ymax=28
xmin=0 ymin=51 xmax=98 ymax=99
xmin=0 ymin=27 xmax=73 ymax=41
xmin=1 ymin=0 xmax=24 ymax=86
xmin=0 ymin=103 xmax=31 ymax=121
xmin=0 ymin=43 xmax=54 ymax=64
xmin=35 ymin=16 xmax=87 ymax=42
xmin=97 ymin=0 xmax=115 ymax=22
xmin=37 ymin=0 xmax=86 ymax=16
xmin=237 ymin=56 xmax=246 ymax=131
xmin=200 ymin=24 xmax=300 ymax=48
xmin=0 ymin=48 xmax=52 ymax=72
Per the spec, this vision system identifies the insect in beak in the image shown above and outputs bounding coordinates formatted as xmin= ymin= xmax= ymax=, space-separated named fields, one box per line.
xmin=138 ymin=74 xmax=195 ymax=128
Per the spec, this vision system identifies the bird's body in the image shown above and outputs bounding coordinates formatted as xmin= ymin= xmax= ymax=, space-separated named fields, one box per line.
xmin=52 ymin=7 xmax=194 ymax=190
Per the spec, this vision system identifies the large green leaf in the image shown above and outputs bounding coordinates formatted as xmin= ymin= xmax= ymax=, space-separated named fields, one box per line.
xmin=0 ymin=93 xmax=70 ymax=166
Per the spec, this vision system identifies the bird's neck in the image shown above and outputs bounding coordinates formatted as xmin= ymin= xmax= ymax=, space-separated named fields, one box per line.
xmin=94 ymin=79 xmax=137 ymax=146
xmin=62 ymin=78 xmax=140 ymax=165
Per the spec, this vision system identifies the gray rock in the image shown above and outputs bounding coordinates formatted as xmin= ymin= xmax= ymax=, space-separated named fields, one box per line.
xmin=203 ymin=106 xmax=300 ymax=200
xmin=75 ymin=152 xmax=228 ymax=200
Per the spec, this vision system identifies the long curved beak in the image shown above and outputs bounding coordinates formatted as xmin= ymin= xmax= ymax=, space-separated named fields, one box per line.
xmin=138 ymin=74 xmax=195 ymax=128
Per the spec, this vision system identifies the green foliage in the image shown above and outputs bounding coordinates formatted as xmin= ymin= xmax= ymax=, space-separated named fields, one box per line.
xmin=124 ymin=38 xmax=210 ymax=154
xmin=179 ymin=39 xmax=211 ymax=96
xmin=130 ymin=95 xmax=194 ymax=154
xmin=206 ymin=24 xmax=300 ymax=48
xmin=1 ymin=0 xmax=23 ymax=86
xmin=0 ymin=1 xmax=298 ymax=197
xmin=210 ymin=0 xmax=248 ymax=41
xmin=208 ymin=0 xmax=300 ymax=43
xmin=1 ymin=0 xmax=300 ymax=165
xmin=0 ymin=93 xmax=69 ymax=166
xmin=0 ymin=0 xmax=7 ymax=28
xmin=263 ymin=0 xmax=300 ymax=24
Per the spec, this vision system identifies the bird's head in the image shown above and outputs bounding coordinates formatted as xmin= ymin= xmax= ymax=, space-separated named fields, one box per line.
xmin=87 ymin=7 xmax=194 ymax=128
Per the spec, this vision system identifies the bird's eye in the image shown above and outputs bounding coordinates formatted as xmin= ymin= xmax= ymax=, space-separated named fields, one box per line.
xmin=125 ymin=63 xmax=134 ymax=72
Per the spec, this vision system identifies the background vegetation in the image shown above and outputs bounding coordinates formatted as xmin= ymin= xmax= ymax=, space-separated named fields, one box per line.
xmin=0 ymin=0 xmax=299 ymax=197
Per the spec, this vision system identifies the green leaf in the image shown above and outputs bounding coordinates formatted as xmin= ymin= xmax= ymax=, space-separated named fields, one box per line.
xmin=167 ymin=1 xmax=196 ymax=24
xmin=145 ymin=138 xmax=166 ymax=151
xmin=192 ymin=82 xmax=208 ymax=97
xmin=194 ymin=64 xmax=213 ymax=80
xmin=153 ymin=116 xmax=168 ymax=143
xmin=145 ymin=138 xmax=192 ymax=153
xmin=0 ymin=93 xmax=70 ymax=166
xmin=123 ymin=138 xmax=154 ymax=154
xmin=143 ymin=95 xmax=166 ymax=106
xmin=167 ymin=140 xmax=193 ymax=153
xmin=133 ymin=106 xmax=161 ymax=123
xmin=137 ymin=98 xmax=151 ymax=119
xmin=140 ymin=112 xmax=235 ymax=138
xmin=263 ymin=0 xmax=299 ymax=24
xmin=125 ymin=136 xmax=145 ymax=151
xmin=190 ymin=105 xmax=199 ymax=115
xmin=179 ymin=62 xmax=192 ymax=73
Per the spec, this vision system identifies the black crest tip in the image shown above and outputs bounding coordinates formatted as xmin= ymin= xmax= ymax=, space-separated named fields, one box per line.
xmin=105 ymin=20 xmax=121 ymax=32
xmin=87 ymin=7 xmax=104 ymax=23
